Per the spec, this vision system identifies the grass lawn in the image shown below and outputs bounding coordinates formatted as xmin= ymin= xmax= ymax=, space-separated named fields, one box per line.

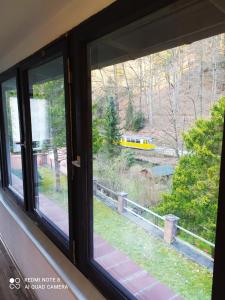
xmin=38 ymin=166 xmax=68 ymax=211
xmin=94 ymin=199 xmax=212 ymax=300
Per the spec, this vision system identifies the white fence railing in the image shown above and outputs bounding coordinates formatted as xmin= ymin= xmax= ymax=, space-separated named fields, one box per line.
xmin=94 ymin=179 xmax=215 ymax=258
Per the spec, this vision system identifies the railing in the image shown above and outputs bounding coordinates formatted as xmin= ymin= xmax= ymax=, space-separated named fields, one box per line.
xmin=94 ymin=179 xmax=215 ymax=259
xmin=124 ymin=197 xmax=164 ymax=231
xmin=177 ymin=225 xmax=215 ymax=248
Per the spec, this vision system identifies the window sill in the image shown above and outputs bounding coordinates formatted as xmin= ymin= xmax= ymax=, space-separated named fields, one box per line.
xmin=0 ymin=190 xmax=105 ymax=300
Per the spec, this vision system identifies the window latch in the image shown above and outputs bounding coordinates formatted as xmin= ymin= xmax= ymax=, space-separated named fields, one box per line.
xmin=15 ymin=141 xmax=25 ymax=147
xmin=72 ymin=155 xmax=81 ymax=168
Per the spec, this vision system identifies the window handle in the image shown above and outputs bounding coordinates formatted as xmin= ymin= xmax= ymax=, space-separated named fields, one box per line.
xmin=15 ymin=141 xmax=25 ymax=147
xmin=72 ymin=155 xmax=81 ymax=168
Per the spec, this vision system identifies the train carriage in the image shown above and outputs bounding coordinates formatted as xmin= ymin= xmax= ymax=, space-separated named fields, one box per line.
xmin=119 ymin=136 xmax=156 ymax=150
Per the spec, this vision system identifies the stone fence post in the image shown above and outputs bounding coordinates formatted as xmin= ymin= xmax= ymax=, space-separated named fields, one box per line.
xmin=93 ymin=178 xmax=97 ymax=196
xmin=164 ymin=214 xmax=179 ymax=244
xmin=118 ymin=192 xmax=128 ymax=214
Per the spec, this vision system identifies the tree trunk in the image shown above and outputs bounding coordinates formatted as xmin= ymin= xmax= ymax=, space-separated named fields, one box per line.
xmin=53 ymin=147 xmax=61 ymax=192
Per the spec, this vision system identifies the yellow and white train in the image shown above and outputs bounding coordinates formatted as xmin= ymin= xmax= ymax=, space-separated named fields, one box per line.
xmin=119 ymin=136 xmax=156 ymax=150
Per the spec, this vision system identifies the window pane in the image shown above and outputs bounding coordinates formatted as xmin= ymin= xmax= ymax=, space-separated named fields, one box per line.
xmin=90 ymin=26 xmax=224 ymax=300
xmin=2 ymin=78 xmax=24 ymax=196
xmin=28 ymin=57 xmax=69 ymax=236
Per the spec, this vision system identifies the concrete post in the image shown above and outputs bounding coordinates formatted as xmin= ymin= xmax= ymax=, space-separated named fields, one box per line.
xmin=118 ymin=192 xmax=128 ymax=214
xmin=93 ymin=178 xmax=97 ymax=196
xmin=164 ymin=214 xmax=179 ymax=244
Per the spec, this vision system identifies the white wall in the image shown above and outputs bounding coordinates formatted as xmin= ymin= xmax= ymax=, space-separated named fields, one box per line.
xmin=0 ymin=0 xmax=115 ymax=72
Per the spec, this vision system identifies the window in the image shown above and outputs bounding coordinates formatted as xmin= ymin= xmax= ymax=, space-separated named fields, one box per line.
xmin=87 ymin=2 xmax=225 ymax=299
xmin=0 ymin=1 xmax=225 ymax=300
xmin=27 ymin=57 xmax=69 ymax=236
xmin=1 ymin=77 xmax=24 ymax=197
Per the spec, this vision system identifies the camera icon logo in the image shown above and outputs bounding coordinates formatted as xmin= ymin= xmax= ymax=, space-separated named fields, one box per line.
xmin=9 ymin=278 xmax=21 ymax=289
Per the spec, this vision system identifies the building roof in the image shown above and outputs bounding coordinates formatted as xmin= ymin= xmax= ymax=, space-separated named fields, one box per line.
xmin=150 ymin=165 xmax=174 ymax=177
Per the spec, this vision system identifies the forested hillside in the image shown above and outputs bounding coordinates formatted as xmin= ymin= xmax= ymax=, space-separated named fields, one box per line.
xmin=92 ymin=33 xmax=225 ymax=156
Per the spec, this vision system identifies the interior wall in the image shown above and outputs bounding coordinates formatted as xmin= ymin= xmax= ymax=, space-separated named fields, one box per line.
xmin=0 ymin=0 xmax=115 ymax=73
xmin=0 ymin=194 xmax=105 ymax=300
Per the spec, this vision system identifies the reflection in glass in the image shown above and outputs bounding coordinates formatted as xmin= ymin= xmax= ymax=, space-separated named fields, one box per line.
xmin=28 ymin=57 xmax=69 ymax=235
xmin=2 ymin=78 xmax=24 ymax=196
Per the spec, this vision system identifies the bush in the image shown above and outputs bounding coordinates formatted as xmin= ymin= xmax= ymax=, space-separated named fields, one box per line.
xmin=121 ymin=149 xmax=135 ymax=167
xmin=125 ymin=100 xmax=145 ymax=132
xmin=125 ymin=100 xmax=134 ymax=130
xmin=131 ymin=111 xmax=145 ymax=131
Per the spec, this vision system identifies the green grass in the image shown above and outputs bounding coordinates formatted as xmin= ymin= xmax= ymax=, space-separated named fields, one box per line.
xmin=94 ymin=199 xmax=212 ymax=300
xmin=38 ymin=166 xmax=68 ymax=211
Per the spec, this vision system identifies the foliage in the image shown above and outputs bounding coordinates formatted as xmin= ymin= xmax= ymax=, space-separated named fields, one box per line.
xmin=92 ymin=103 xmax=104 ymax=154
xmin=33 ymin=79 xmax=66 ymax=149
xmin=156 ymin=97 xmax=225 ymax=241
xmin=121 ymin=149 xmax=135 ymax=167
xmin=104 ymin=96 xmax=121 ymax=156
xmin=33 ymin=78 xmax=66 ymax=192
xmin=125 ymin=100 xmax=145 ymax=132
xmin=125 ymin=100 xmax=134 ymax=130
xmin=93 ymin=153 xmax=168 ymax=206
xmin=132 ymin=111 xmax=145 ymax=131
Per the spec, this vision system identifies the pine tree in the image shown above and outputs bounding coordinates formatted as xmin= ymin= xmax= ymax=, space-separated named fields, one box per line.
xmin=157 ymin=97 xmax=225 ymax=242
xmin=125 ymin=99 xmax=134 ymax=130
xmin=104 ymin=96 xmax=121 ymax=156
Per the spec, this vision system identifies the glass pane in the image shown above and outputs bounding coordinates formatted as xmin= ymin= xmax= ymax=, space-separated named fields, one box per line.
xmin=28 ymin=57 xmax=69 ymax=236
xmin=2 ymin=78 xmax=24 ymax=196
xmin=90 ymin=25 xmax=225 ymax=300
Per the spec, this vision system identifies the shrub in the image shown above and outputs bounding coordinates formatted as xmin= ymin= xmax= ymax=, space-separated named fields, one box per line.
xmin=131 ymin=111 xmax=145 ymax=131
xmin=121 ymin=149 xmax=135 ymax=167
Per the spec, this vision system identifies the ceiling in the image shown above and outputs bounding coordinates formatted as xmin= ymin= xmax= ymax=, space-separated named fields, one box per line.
xmin=0 ymin=0 xmax=224 ymax=73
xmin=0 ymin=0 xmax=114 ymax=72
xmin=91 ymin=0 xmax=225 ymax=69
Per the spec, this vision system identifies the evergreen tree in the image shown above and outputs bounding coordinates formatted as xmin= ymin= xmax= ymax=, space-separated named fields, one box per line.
xmin=125 ymin=100 xmax=134 ymax=130
xmin=92 ymin=103 xmax=104 ymax=154
xmin=104 ymin=96 xmax=121 ymax=156
xmin=125 ymin=99 xmax=145 ymax=132
xmin=157 ymin=97 xmax=225 ymax=242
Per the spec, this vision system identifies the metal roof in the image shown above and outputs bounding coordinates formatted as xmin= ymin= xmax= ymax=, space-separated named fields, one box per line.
xmin=122 ymin=135 xmax=153 ymax=139
xmin=150 ymin=165 xmax=174 ymax=177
